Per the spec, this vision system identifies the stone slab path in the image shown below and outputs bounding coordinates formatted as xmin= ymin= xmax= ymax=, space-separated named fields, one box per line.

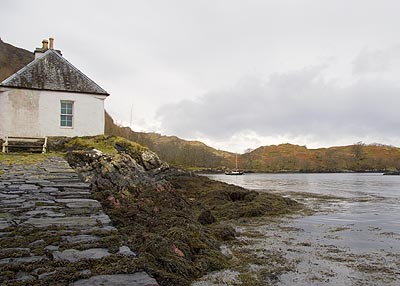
xmin=0 ymin=156 xmax=158 ymax=286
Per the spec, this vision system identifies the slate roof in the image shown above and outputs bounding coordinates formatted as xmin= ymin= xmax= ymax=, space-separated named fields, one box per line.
xmin=0 ymin=49 xmax=109 ymax=95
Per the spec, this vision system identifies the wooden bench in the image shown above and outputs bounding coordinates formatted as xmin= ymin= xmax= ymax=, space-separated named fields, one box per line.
xmin=2 ymin=136 xmax=47 ymax=153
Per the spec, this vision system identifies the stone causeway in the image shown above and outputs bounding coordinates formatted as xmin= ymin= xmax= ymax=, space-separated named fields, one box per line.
xmin=0 ymin=156 xmax=158 ymax=285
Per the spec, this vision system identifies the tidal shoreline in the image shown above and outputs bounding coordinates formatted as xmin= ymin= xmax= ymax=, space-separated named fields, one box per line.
xmin=194 ymin=174 xmax=400 ymax=285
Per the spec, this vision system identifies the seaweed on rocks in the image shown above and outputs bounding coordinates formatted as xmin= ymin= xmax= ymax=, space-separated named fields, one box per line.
xmin=64 ymin=136 xmax=301 ymax=286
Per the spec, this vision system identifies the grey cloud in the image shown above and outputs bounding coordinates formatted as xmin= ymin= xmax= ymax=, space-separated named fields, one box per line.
xmin=157 ymin=65 xmax=400 ymax=144
xmin=353 ymin=45 xmax=400 ymax=75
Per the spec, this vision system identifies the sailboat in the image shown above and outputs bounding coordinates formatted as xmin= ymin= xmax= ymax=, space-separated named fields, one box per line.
xmin=225 ymin=153 xmax=244 ymax=175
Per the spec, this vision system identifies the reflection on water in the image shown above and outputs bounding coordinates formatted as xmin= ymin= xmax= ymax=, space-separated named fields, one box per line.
xmin=201 ymin=173 xmax=400 ymax=285
xmin=206 ymin=173 xmax=400 ymax=198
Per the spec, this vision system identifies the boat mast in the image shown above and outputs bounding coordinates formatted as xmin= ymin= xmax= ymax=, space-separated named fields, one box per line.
xmin=235 ymin=153 xmax=238 ymax=170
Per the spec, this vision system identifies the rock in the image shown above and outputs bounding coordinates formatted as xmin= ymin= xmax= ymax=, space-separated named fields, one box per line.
xmin=29 ymin=239 xmax=45 ymax=247
xmin=23 ymin=216 xmax=99 ymax=228
xmin=77 ymin=269 xmax=92 ymax=277
xmin=25 ymin=209 xmax=65 ymax=217
xmin=39 ymin=270 xmax=57 ymax=280
xmin=141 ymin=150 xmax=166 ymax=171
xmin=0 ymin=256 xmax=46 ymax=266
xmin=220 ymin=245 xmax=233 ymax=256
xmin=19 ymin=184 xmax=39 ymax=190
xmin=55 ymin=198 xmax=102 ymax=209
xmin=118 ymin=246 xmax=136 ymax=257
xmin=66 ymin=151 xmax=159 ymax=197
xmin=70 ymin=272 xmax=159 ymax=286
xmin=15 ymin=271 xmax=35 ymax=282
xmin=44 ymin=245 xmax=59 ymax=252
xmin=91 ymin=213 xmax=111 ymax=225
xmin=0 ymin=248 xmax=31 ymax=257
xmin=198 ymin=210 xmax=216 ymax=225
xmin=0 ymin=219 xmax=10 ymax=230
xmin=62 ymin=235 xmax=100 ymax=244
xmin=52 ymin=248 xmax=110 ymax=262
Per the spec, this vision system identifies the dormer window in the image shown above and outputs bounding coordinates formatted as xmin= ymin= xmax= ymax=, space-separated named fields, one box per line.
xmin=60 ymin=101 xmax=73 ymax=127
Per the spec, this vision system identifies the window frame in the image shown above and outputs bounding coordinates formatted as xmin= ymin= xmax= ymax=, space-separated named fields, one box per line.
xmin=60 ymin=100 xmax=74 ymax=128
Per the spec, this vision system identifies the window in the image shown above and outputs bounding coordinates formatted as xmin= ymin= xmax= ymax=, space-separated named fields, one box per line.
xmin=60 ymin=101 xmax=73 ymax=127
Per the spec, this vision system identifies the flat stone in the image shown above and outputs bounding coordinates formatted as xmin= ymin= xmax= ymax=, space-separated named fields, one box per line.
xmin=0 ymin=198 xmax=27 ymax=205
xmin=81 ymin=225 xmax=117 ymax=232
xmin=52 ymin=190 xmax=91 ymax=196
xmin=35 ymin=205 xmax=63 ymax=210
xmin=56 ymin=199 xmax=101 ymax=209
xmin=45 ymin=168 xmax=76 ymax=174
xmin=0 ymin=193 xmax=19 ymax=199
xmin=48 ymin=183 xmax=90 ymax=189
xmin=39 ymin=270 xmax=57 ymax=280
xmin=25 ymin=179 xmax=50 ymax=184
xmin=0 ymin=255 xmax=46 ymax=266
xmin=0 ymin=248 xmax=31 ymax=255
xmin=23 ymin=216 xmax=99 ymax=228
xmin=19 ymin=184 xmax=40 ymax=190
xmin=29 ymin=239 xmax=45 ymax=247
xmin=15 ymin=271 xmax=35 ymax=282
xmin=62 ymin=235 xmax=100 ymax=244
xmin=21 ymin=201 xmax=39 ymax=208
xmin=25 ymin=209 xmax=65 ymax=217
xmin=44 ymin=245 xmax=59 ymax=252
xmin=0 ymin=219 xmax=10 ymax=230
xmin=77 ymin=269 xmax=91 ymax=277
xmin=70 ymin=272 xmax=159 ymax=286
xmin=39 ymin=187 xmax=60 ymax=193
xmin=3 ymin=190 xmax=25 ymax=195
xmin=91 ymin=213 xmax=111 ymax=225
xmin=53 ymin=248 xmax=110 ymax=262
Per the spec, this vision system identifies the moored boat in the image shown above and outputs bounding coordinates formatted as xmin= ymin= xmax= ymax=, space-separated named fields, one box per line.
xmin=225 ymin=153 xmax=244 ymax=175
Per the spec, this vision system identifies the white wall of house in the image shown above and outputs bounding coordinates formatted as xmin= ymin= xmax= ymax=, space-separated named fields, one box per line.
xmin=0 ymin=88 xmax=106 ymax=139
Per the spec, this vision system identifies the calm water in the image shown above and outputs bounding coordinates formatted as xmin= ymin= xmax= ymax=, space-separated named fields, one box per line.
xmin=201 ymin=173 xmax=400 ymax=285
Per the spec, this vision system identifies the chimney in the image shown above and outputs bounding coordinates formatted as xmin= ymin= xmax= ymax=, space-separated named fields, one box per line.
xmin=49 ymin=37 xmax=54 ymax=49
xmin=42 ymin=39 xmax=49 ymax=50
xmin=34 ymin=39 xmax=49 ymax=59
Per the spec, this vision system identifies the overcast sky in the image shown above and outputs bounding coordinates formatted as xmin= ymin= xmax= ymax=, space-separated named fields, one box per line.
xmin=2 ymin=0 xmax=400 ymax=152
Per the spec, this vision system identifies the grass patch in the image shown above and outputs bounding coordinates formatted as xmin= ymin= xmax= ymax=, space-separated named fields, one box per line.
xmin=64 ymin=135 xmax=148 ymax=155
xmin=0 ymin=153 xmax=62 ymax=165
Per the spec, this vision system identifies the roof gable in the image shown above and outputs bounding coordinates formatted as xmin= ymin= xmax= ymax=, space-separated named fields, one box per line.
xmin=0 ymin=50 xmax=109 ymax=95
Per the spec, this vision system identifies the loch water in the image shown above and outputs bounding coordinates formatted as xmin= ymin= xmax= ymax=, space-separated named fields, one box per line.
xmin=201 ymin=173 xmax=400 ymax=285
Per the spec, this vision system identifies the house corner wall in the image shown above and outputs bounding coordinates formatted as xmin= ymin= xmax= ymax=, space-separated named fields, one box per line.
xmin=0 ymin=88 xmax=106 ymax=139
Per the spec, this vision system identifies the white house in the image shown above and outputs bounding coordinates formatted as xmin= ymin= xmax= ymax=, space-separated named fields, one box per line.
xmin=0 ymin=38 xmax=109 ymax=139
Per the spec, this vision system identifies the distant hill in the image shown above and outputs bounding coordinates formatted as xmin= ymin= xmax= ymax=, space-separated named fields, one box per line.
xmin=0 ymin=38 xmax=33 ymax=82
xmin=241 ymin=143 xmax=400 ymax=172
xmin=106 ymin=113 xmax=400 ymax=172
xmin=105 ymin=112 xmax=235 ymax=168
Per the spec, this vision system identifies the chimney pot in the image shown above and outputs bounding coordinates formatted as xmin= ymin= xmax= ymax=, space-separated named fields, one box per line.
xmin=42 ymin=39 xmax=49 ymax=50
xmin=49 ymin=37 xmax=54 ymax=49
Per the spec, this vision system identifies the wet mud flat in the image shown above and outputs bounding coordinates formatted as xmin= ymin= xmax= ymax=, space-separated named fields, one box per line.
xmin=193 ymin=178 xmax=400 ymax=286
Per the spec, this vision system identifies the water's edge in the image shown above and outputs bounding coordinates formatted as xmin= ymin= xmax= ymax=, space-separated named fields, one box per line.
xmin=193 ymin=173 xmax=400 ymax=286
